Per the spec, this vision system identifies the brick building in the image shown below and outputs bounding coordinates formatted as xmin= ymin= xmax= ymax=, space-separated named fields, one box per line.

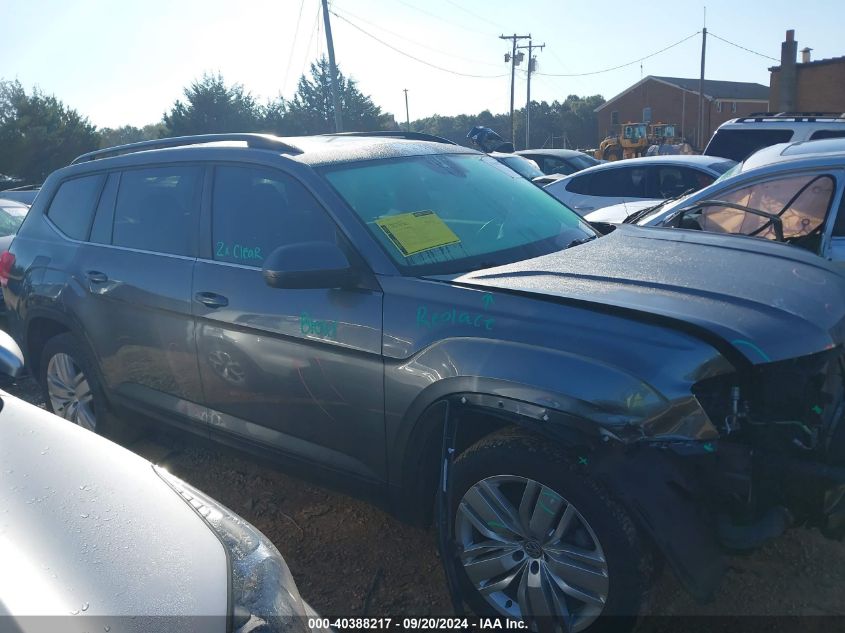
xmin=594 ymin=75 xmax=770 ymax=150
xmin=770 ymin=30 xmax=845 ymax=112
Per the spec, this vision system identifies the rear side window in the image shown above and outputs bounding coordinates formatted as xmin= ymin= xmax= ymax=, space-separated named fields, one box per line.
xmin=565 ymin=173 xmax=592 ymax=194
xmin=810 ymin=129 xmax=845 ymax=141
xmin=46 ymin=175 xmax=104 ymax=240
xmin=211 ymin=165 xmax=336 ymax=267
xmin=112 ymin=166 xmax=201 ymax=256
xmin=704 ymin=129 xmax=793 ymax=162
xmin=576 ymin=168 xmax=648 ymax=198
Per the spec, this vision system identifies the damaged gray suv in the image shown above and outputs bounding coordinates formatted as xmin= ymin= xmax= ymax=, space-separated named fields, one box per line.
xmin=3 ymin=132 xmax=845 ymax=631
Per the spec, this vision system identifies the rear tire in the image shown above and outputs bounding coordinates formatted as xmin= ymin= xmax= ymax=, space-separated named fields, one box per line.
xmin=39 ymin=333 xmax=141 ymax=443
xmin=447 ymin=428 xmax=653 ymax=632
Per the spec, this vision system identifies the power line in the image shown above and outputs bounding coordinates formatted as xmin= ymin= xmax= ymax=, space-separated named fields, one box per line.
xmin=708 ymin=31 xmax=779 ymax=62
xmin=331 ymin=5 xmax=501 ymax=68
xmin=296 ymin=3 xmax=322 ymax=89
xmin=390 ymin=0 xmax=494 ymax=37
xmin=330 ymin=11 xmax=507 ymax=79
xmin=537 ymin=31 xmax=700 ymax=77
xmin=282 ymin=0 xmax=307 ymax=95
xmin=443 ymin=0 xmax=505 ymax=30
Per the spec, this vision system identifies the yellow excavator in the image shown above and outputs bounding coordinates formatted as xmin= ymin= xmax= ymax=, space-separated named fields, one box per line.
xmin=595 ymin=122 xmax=692 ymax=161
xmin=595 ymin=123 xmax=650 ymax=161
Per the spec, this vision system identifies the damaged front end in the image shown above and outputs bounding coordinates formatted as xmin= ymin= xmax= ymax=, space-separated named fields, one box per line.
xmin=692 ymin=346 xmax=845 ymax=542
xmin=587 ymin=346 xmax=845 ymax=603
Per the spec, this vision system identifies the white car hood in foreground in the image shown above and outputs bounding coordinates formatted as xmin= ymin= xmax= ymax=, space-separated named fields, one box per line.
xmin=0 ymin=392 xmax=228 ymax=633
xmin=584 ymin=199 xmax=662 ymax=223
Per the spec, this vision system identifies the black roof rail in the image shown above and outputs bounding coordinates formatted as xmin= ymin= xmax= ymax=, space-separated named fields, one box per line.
xmin=321 ymin=131 xmax=459 ymax=145
xmin=71 ymin=133 xmax=302 ymax=165
xmin=748 ymin=111 xmax=845 ymax=117
xmin=738 ymin=111 xmax=845 ymax=123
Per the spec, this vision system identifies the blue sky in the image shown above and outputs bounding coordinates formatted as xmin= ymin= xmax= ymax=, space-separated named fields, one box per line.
xmin=1 ymin=0 xmax=843 ymax=128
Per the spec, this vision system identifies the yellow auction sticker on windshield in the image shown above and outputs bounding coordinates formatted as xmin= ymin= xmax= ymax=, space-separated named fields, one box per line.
xmin=375 ymin=211 xmax=460 ymax=257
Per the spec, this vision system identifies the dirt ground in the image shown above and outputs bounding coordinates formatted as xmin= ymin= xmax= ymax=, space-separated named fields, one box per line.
xmin=7 ymin=374 xmax=845 ymax=624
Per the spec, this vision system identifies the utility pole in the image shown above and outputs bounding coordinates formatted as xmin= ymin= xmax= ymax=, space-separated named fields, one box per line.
xmin=500 ymin=33 xmax=530 ymax=146
xmin=518 ymin=39 xmax=544 ymax=149
xmin=403 ymin=89 xmax=410 ymax=131
xmin=322 ymin=0 xmax=343 ymax=132
xmin=697 ymin=10 xmax=707 ymax=149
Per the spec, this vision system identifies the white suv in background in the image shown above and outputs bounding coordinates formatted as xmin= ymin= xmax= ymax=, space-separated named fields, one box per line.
xmin=704 ymin=112 xmax=845 ymax=162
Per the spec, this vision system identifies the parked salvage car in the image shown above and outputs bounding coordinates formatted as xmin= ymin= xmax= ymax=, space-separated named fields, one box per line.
xmin=0 ymin=330 xmax=319 ymax=632
xmin=4 ymin=133 xmax=845 ymax=631
xmin=586 ymin=138 xmax=845 ymax=267
xmin=515 ymin=148 xmax=601 ymax=176
xmin=544 ymin=155 xmax=736 ymax=215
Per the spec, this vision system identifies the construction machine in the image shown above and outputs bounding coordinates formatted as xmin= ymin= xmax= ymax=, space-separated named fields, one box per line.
xmin=595 ymin=122 xmax=649 ymax=161
xmin=595 ymin=122 xmax=692 ymax=161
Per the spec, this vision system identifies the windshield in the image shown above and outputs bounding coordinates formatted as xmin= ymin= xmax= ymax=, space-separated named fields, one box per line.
xmin=497 ymin=155 xmax=544 ymax=180
xmin=566 ymin=153 xmax=599 ymax=171
xmin=0 ymin=205 xmax=27 ymax=237
xmin=322 ymin=154 xmax=595 ymax=275
xmin=713 ymin=161 xmax=743 ymax=183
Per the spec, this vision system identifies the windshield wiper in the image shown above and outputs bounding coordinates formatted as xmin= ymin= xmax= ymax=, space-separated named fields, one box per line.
xmin=622 ymin=188 xmax=695 ymax=225
xmin=566 ymin=235 xmax=598 ymax=249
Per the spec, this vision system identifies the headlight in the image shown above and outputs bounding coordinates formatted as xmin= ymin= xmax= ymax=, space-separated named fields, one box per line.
xmin=155 ymin=467 xmax=311 ymax=633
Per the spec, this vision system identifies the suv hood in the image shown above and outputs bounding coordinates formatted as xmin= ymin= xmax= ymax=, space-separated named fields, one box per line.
xmin=451 ymin=225 xmax=845 ymax=365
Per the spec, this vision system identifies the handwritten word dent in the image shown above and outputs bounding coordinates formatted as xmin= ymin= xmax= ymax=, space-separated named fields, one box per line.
xmin=416 ymin=306 xmax=494 ymax=331
xmin=300 ymin=312 xmax=338 ymax=339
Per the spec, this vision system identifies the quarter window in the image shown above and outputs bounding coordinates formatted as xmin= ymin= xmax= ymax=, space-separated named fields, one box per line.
xmin=211 ymin=165 xmax=336 ymax=267
xmin=46 ymin=175 xmax=104 ymax=240
xmin=112 ymin=166 xmax=201 ymax=256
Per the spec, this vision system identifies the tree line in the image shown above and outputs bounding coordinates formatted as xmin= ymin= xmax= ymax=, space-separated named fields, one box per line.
xmin=1 ymin=57 xmax=605 ymax=184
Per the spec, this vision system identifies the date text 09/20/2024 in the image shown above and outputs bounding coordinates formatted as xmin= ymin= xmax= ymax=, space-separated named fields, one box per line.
xmin=308 ymin=617 xmax=527 ymax=630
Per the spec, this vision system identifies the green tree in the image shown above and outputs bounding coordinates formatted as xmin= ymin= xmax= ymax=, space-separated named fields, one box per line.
xmin=279 ymin=58 xmax=395 ymax=135
xmin=99 ymin=122 xmax=166 ymax=148
xmin=0 ymin=80 xmax=99 ymax=183
xmin=410 ymin=95 xmax=605 ymax=151
xmin=163 ymin=73 xmax=263 ymax=136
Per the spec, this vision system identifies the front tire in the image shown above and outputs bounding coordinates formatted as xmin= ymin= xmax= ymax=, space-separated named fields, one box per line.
xmin=39 ymin=333 xmax=139 ymax=442
xmin=448 ymin=429 xmax=653 ymax=632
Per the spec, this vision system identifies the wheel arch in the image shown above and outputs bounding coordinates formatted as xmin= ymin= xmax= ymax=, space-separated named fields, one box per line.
xmin=23 ymin=309 xmax=100 ymax=384
xmin=391 ymin=377 xmax=601 ymax=526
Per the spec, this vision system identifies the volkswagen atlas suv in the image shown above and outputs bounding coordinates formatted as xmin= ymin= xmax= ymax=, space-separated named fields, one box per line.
xmin=3 ymin=132 xmax=845 ymax=631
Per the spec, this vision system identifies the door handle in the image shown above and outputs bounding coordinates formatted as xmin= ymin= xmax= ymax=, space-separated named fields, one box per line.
xmin=86 ymin=270 xmax=108 ymax=283
xmin=194 ymin=292 xmax=229 ymax=308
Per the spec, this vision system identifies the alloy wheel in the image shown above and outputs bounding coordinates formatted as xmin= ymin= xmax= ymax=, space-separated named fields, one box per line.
xmin=455 ymin=475 xmax=609 ymax=632
xmin=46 ymin=352 xmax=97 ymax=431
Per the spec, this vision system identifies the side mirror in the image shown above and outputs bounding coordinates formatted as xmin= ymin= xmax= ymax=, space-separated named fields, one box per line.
xmin=0 ymin=329 xmax=24 ymax=379
xmin=262 ymin=241 xmax=358 ymax=290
